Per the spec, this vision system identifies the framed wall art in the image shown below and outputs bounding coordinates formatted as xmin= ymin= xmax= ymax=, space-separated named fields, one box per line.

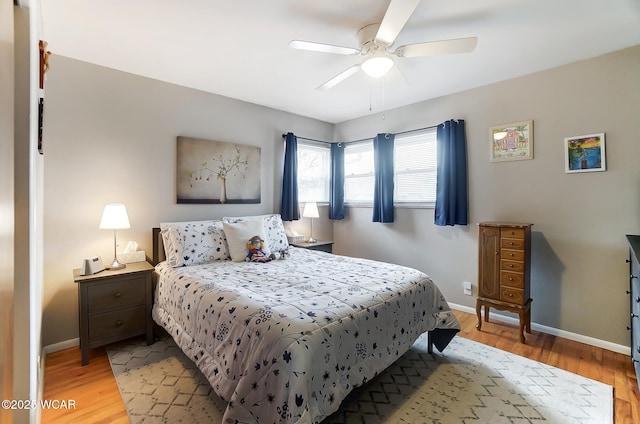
xmin=564 ymin=133 xmax=606 ymax=173
xmin=490 ymin=120 xmax=533 ymax=162
xmin=176 ymin=136 xmax=261 ymax=204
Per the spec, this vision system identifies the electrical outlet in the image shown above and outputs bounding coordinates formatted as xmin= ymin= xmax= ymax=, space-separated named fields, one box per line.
xmin=463 ymin=281 xmax=472 ymax=296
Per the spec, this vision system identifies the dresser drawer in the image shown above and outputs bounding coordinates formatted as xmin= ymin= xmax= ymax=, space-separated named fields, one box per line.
xmin=87 ymin=276 xmax=146 ymax=313
xmin=633 ymin=319 xmax=640 ymax=362
xmin=501 ymin=228 xmax=525 ymax=239
xmin=502 ymin=249 xmax=525 ymax=261
xmin=501 ymin=259 xmax=525 ymax=272
xmin=632 ymin=277 xmax=640 ymax=315
xmin=501 ymin=238 xmax=525 ymax=249
xmin=501 ymin=287 xmax=525 ymax=304
xmin=500 ymin=271 xmax=524 ymax=289
xmin=632 ymin=292 xmax=640 ymax=317
xmin=89 ymin=305 xmax=146 ymax=342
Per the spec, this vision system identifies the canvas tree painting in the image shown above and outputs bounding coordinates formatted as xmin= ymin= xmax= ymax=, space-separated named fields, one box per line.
xmin=176 ymin=136 xmax=261 ymax=204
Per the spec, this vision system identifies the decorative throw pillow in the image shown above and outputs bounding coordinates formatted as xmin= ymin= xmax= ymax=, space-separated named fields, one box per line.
xmin=222 ymin=218 xmax=270 ymax=262
xmin=160 ymin=220 xmax=229 ymax=267
xmin=223 ymin=214 xmax=289 ymax=253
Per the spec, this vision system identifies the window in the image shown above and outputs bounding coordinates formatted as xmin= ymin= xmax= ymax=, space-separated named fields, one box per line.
xmin=394 ymin=129 xmax=437 ymax=203
xmin=344 ymin=143 xmax=375 ymax=203
xmin=297 ymin=142 xmax=330 ymax=202
xmin=343 ymin=128 xmax=437 ymax=205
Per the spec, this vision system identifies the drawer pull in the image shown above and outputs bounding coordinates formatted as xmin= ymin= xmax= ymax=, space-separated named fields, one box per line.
xmin=508 ymin=293 xmax=514 ymax=297
xmin=509 ymin=264 xmax=514 ymax=268
xmin=509 ymin=277 xmax=514 ymax=281
xmin=632 ymin=275 xmax=638 ymax=280
xmin=115 ymin=292 xmax=122 ymax=298
xmin=116 ymin=320 xmax=124 ymax=327
xmin=636 ymin=296 xmax=640 ymax=303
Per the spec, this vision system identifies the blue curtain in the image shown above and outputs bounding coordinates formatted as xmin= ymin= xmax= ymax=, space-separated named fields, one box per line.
xmin=435 ymin=120 xmax=468 ymax=226
xmin=372 ymin=133 xmax=395 ymax=223
xmin=329 ymin=143 xmax=345 ymax=220
xmin=281 ymin=132 xmax=300 ymax=221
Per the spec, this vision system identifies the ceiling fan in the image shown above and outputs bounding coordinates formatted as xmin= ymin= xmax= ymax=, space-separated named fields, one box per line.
xmin=289 ymin=0 xmax=478 ymax=90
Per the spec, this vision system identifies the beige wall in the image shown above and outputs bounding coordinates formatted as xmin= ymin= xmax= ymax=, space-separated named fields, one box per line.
xmin=43 ymin=46 xmax=640 ymax=350
xmin=42 ymin=56 xmax=334 ymax=346
xmin=334 ymin=45 xmax=640 ymax=347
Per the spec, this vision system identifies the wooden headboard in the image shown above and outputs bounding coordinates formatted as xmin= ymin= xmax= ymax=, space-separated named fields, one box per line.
xmin=152 ymin=227 xmax=165 ymax=266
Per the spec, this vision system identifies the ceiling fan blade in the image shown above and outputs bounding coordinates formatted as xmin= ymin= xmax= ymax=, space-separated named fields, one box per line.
xmin=289 ymin=40 xmax=361 ymax=55
xmin=375 ymin=0 xmax=421 ymax=46
xmin=395 ymin=37 xmax=478 ymax=58
xmin=316 ymin=65 xmax=361 ymax=91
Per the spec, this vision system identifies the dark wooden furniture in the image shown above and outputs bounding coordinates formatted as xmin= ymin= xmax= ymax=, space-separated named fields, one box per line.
xmin=476 ymin=222 xmax=532 ymax=343
xmin=626 ymin=235 xmax=640 ymax=389
xmin=74 ymin=261 xmax=154 ymax=365
xmin=290 ymin=240 xmax=334 ymax=253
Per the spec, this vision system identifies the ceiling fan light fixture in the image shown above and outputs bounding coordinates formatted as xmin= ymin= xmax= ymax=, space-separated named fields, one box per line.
xmin=361 ymin=54 xmax=394 ymax=78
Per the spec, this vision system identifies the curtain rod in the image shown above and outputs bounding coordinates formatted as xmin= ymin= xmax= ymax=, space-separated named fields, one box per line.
xmin=281 ymin=124 xmax=439 ymax=145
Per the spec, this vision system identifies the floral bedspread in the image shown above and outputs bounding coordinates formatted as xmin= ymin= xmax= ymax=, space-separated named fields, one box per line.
xmin=152 ymin=248 xmax=460 ymax=424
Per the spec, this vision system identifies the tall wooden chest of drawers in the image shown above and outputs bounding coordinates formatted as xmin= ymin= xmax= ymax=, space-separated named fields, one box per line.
xmin=476 ymin=222 xmax=533 ymax=343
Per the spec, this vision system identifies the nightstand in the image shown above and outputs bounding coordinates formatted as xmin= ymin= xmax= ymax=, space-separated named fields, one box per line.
xmin=290 ymin=240 xmax=334 ymax=253
xmin=74 ymin=261 xmax=154 ymax=365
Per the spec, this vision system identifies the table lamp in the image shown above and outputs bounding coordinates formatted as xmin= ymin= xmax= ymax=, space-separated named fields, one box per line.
xmin=99 ymin=203 xmax=130 ymax=270
xmin=302 ymin=201 xmax=319 ymax=243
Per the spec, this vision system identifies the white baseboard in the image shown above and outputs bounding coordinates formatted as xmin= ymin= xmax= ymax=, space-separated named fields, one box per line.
xmin=43 ymin=307 xmax=631 ymax=358
xmin=448 ymin=303 xmax=631 ymax=356
xmin=43 ymin=338 xmax=79 ymax=355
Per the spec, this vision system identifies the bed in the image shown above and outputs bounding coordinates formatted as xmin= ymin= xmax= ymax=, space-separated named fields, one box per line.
xmin=151 ymin=215 xmax=460 ymax=424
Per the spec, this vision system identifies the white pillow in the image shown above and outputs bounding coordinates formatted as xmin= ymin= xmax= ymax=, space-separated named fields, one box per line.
xmin=223 ymin=214 xmax=289 ymax=253
xmin=222 ymin=218 xmax=270 ymax=262
xmin=160 ymin=220 xmax=229 ymax=267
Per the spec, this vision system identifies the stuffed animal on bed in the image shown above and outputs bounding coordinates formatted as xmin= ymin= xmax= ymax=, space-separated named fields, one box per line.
xmin=246 ymin=235 xmax=276 ymax=262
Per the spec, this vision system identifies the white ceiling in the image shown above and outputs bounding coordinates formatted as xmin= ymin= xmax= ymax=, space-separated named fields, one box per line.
xmin=40 ymin=0 xmax=640 ymax=124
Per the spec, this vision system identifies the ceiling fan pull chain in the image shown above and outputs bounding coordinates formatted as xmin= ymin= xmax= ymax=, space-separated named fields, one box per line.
xmin=382 ymin=79 xmax=386 ymax=119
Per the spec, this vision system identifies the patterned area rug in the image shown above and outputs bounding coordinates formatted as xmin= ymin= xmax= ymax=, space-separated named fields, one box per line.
xmin=107 ymin=334 xmax=612 ymax=424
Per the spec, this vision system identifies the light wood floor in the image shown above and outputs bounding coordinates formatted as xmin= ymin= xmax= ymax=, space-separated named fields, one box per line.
xmin=42 ymin=309 xmax=640 ymax=423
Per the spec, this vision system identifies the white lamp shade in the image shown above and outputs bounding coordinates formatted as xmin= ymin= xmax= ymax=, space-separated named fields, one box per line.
xmin=99 ymin=203 xmax=131 ymax=230
xmin=302 ymin=202 xmax=319 ymax=219
xmin=361 ymin=55 xmax=394 ymax=78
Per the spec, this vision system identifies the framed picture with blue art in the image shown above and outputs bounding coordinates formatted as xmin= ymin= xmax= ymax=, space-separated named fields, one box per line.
xmin=564 ymin=133 xmax=606 ymax=173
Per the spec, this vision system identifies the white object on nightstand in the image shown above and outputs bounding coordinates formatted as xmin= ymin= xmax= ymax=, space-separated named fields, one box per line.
xmin=80 ymin=256 xmax=105 ymax=276
xmin=117 ymin=251 xmax=146 ymax=264
xmin=302 ymin=201 xmax=319 ymax=243
xmin=99 ymin=203 xmax=131 ymax=270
